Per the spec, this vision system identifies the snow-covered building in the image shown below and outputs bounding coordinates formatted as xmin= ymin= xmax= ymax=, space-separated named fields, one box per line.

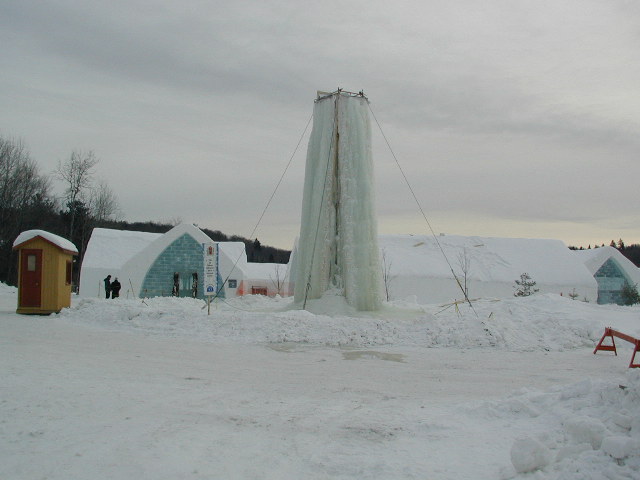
xmin=573 ymin=246 xmax=640 ymax=304
xmin=79 ymin=224 xmax=290 ymax=299
xmin=287 ymin=234 xmax=598 ymax=306
xmin=371 ymin=234 xmax=597 ymax=305
xmin=79 ymin=228 xmax=161 ymax=297
xmin=236 ymin=262 xmax=289 ymax=297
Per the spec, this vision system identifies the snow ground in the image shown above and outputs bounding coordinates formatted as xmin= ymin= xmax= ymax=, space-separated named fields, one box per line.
xmin=1 ymin=285 xmax=639 ymax=479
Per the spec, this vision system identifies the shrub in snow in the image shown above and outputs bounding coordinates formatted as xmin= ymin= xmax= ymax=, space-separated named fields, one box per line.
xmin=514 ymin=273 xmax=539 ymax=297
xmin=620 ymin=282 xmax=640 ymax=305
xmin=510 ymin=437 xmax=552 ymax=473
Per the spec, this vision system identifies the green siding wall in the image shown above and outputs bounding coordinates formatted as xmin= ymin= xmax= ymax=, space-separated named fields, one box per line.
xmin=140 ymin=234 xmax=224 ymax=299
xmin=594 ymin=258 xmax=629 ymax=305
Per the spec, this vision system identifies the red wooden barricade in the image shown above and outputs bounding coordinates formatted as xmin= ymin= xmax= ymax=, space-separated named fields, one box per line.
xmin=593 ymin=327 xmax=640 ymax=368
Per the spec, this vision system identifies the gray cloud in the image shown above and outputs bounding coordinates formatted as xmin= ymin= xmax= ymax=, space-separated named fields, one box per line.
xmin=1 ymin=0 xmax=639 ymax=248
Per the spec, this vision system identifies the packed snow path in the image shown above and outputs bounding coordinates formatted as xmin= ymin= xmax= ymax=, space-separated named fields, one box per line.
xmin=1 ymin=287 xmax=639 ymax=479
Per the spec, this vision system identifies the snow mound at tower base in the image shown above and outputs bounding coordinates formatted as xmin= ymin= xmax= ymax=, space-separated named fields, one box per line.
xmin=55 ymin=293 xmax=640 ymax=353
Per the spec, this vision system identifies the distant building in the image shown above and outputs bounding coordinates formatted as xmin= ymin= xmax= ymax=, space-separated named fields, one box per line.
xmin=79 ymin=224 xmax=290 ymax=299
xmin=289 ymin=234 xmax=599 ymax=305
xmin=573 ymin=246 xmax=640 ymax=304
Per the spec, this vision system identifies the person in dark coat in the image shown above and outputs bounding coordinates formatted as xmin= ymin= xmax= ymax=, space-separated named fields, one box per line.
xmin=104 ymin=275 xmax=112 ymax=299
xmin=110 ymin=278 xmax=121 ymax=299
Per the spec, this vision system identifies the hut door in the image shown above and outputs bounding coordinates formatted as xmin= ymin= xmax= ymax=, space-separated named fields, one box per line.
xmin=20 ymin=249 xmax=42 ymax=307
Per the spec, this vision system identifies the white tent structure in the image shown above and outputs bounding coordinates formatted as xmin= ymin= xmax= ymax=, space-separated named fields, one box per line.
xmin=573 ymin=246 xmax=640 ymax=304
xmin=376 ymin=234 xmax=598 ymax=305
xmin=79 ymin=224 xmax=289 ymax=299
xmin=79 ymin=228 xmax=160 ymax=298
xmin=236 ymin=262 xmax=289 ymax=297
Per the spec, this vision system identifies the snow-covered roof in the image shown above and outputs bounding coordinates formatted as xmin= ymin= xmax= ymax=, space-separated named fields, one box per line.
xmin=379 ymin=234 xmax=594 ymax=286
xmin=241 ymin=262 xmax=289 ymax=281
xmin=217 ymin=242 xmax=247 ymax=264
xmin=82 ymin=228 xmax=161 ymax=269
xmin=573 ymin=246 xmax=640 ymax=285
xmin=13 ymin=230 xmax=78 ymax=253
xmin=83 ymin=226 xmax=251 ymax=272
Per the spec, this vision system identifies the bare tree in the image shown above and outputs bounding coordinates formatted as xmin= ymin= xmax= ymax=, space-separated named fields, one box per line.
xmin=269 ymin=264 xmax=286 ymax=296
xmin=456 ymin=248 xmax=471 ymax=298
xmin=381 ymin=248 xmax=396 ymax=301
xmin=55 ymin=150 xmax=98 ymax=236
xmin=0 ymin=136 xmax=54 ymax=283
xmin=89 ymin=180 xmax=121 ymax=222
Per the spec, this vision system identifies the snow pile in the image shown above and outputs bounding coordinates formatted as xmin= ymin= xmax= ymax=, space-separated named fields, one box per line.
xmin=0 ymin=282 xmax=17 ymax=296
xmin=57 ymin=293 xmax=638 ymax=352
xmin=479 ymin=371 xmax=640 ymax=478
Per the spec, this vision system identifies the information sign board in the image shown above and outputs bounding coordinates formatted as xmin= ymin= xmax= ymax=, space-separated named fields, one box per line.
xmin=203 ymin=243 xmax=218 ymax=296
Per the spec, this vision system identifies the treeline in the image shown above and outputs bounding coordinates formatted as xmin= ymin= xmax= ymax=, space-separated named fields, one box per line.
xmin=568 ymin=239 xmax=640 ymax=267
xmin=0 ymin=135 xmax=289 ymax=288
xmin=98 ymin=218 xmax=291 ymax=264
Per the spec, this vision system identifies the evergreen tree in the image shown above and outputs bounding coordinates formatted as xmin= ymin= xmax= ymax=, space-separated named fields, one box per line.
xmin=514 ymin=273 xmax=539 ymax=297
xmin=620 ymin=282 xmax=640 ymax=306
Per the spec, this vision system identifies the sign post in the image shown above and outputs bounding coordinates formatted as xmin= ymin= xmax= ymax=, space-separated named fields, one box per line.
xmin=203 ymin=243 xmax=218 ymax=315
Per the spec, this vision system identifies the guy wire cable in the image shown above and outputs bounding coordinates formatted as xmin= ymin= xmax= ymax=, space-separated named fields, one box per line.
xmin=367 ymin=102 xmax=479 ymax=318
xmin=204 ymin=110 xmax=314 ymax=309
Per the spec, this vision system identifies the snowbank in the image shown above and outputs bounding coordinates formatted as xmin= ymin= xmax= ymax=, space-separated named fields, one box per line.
xmin=0 ymin=282 xmax=17 ymax=294
xmin=483 ymin=371 xmax=640 ymax=478
xmin=57 ymin=293 xmax=640 ymax=352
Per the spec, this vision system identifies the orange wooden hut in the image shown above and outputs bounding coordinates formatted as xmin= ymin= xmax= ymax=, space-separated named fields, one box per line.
xmin=13 ymin=230 xmax=78 ymax=315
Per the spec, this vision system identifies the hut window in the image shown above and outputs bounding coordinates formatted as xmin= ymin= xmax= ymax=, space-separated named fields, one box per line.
xmin=66 ymin=261 xmax=72 ymax=285
xmin=27 ymin=255 xmax=37 ymax=271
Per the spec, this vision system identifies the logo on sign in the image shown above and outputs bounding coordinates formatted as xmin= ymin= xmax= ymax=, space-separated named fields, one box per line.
xmin=206 ymin=285 xmax=215 ymax=293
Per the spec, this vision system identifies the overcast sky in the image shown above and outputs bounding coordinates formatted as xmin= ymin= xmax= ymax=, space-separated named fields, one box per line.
xmin=1 ymin=0 xmax=639 ymax=249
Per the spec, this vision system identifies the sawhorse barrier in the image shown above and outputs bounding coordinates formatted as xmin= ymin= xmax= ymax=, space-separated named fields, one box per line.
xmin=593 ymin=327 xmax=640 ymax=368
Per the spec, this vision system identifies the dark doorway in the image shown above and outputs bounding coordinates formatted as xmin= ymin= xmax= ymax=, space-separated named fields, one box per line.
xmin=20 ymin=249 xmax=42 ymax=307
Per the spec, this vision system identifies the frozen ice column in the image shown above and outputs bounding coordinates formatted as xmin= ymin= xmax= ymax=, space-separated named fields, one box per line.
xmin=293 ymin=91 xmax=382 ymax=311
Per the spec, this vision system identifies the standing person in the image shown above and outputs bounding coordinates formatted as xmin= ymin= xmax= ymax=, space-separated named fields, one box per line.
xmin=104 ymin=275 xmax=112 ymax=299
xmin=191 ymin=272 xmax=198 ymax=298
xmin=172 ymin=272 xmax=180 ymax=297
xmin=110 ymin=278 xmax=121 ymax=299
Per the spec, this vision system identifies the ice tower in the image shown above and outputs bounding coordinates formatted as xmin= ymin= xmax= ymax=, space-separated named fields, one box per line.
xmin=293 ymin=90 xmax=382 ymax=311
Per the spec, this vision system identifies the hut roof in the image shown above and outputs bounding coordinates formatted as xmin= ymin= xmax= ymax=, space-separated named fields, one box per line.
xmin=13 ymin=230 xmax=78 ymax=254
